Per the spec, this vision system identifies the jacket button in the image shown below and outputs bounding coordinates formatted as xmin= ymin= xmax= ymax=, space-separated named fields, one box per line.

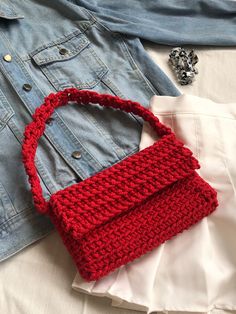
xmin=71 ymin=151 xmax=82 ymax=159
xmin=46 ymin=117 xmax=54 ymax=125
xmin=59 ymin=48 xmax=68 ymax=55
xmin=3 ymin=54 xmax=12 ymax=62
xmin=23 ymin=83 xmax=32 ymax=91
xmin=75 ymin=177 xmax=82 ymax=183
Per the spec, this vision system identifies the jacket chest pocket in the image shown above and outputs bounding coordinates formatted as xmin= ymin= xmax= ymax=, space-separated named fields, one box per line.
xmin=30 ymin=31 xmax=108 ymax=90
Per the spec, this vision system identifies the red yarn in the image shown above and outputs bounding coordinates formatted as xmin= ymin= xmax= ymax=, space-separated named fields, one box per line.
xmin=22 ymin=88 xmax=218 ymax=281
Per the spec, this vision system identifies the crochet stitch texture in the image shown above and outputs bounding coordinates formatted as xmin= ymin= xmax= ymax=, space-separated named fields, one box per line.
xmin=22 ymin=88 xmax=218 ymax=281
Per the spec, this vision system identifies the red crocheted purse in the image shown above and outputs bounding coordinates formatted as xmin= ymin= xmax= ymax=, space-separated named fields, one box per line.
xmin=22 ymin=88 xmax=218 ymax=281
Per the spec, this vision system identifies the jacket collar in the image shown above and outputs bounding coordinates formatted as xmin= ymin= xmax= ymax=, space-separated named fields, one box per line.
xmin=0 ymin=0 xmax=24 ymax=19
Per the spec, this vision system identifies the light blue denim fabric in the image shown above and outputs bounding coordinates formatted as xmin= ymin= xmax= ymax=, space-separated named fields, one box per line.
xmin=0 ymin=0 xmax=236 ymax=261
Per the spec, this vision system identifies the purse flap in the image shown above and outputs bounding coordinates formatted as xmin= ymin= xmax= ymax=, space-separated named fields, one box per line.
xmin=49 ymin=133 xmax=200 ymax=240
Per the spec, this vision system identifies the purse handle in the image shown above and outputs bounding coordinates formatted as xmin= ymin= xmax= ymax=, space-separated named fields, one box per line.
xmin=22 ymin=88 xmax=173 ymax=214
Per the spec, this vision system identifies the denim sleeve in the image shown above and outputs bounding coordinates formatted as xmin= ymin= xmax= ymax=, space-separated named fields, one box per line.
xmin=74 ymin=0 xmax=236 ymax=46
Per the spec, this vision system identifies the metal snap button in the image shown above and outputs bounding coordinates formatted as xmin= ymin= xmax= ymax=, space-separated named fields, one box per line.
xmin=71 ymin=151 xmax=82 ymax=159
xmin=75 ymin=177 xmax=82 ymax=183
xmin=3 ymin=54 xmax=12 ymax=62
xmin=59 ymin=48 xmax=69 ymax=55
xmin=22 ymin=83 xmax=32 ymax=91
xmin=46 ymin=117 xmax=54 ymax=125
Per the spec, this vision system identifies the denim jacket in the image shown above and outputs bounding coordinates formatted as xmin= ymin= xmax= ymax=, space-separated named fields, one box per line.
xmin=1 ymin=0 xmax=236 ymax=261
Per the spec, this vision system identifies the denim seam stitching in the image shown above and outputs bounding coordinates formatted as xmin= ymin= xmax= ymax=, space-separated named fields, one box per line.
xmin=0 ymin=181 xmax=17 ymax=217
xmin=119 ymin=35 xmax=159 ymax=95
xmin=7 ymin=118 xmax=56 ymax=197
xmin=0 ymin=204 xmax=51 ymax=237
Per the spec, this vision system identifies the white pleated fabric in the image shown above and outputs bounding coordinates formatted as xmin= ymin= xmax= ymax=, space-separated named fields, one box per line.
xmin=73 ymin=94 xmax=236 ymax=314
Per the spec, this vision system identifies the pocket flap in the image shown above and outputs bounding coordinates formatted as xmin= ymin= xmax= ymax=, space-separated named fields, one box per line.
xmin=30 ymin=31 xmax=90 ymax=66
xmin=49 ymin=133 xmax=200 ymax=240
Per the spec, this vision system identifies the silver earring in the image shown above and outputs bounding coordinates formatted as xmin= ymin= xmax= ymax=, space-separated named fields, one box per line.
xmin=168 ymin=47 xmax=199 ymax=85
